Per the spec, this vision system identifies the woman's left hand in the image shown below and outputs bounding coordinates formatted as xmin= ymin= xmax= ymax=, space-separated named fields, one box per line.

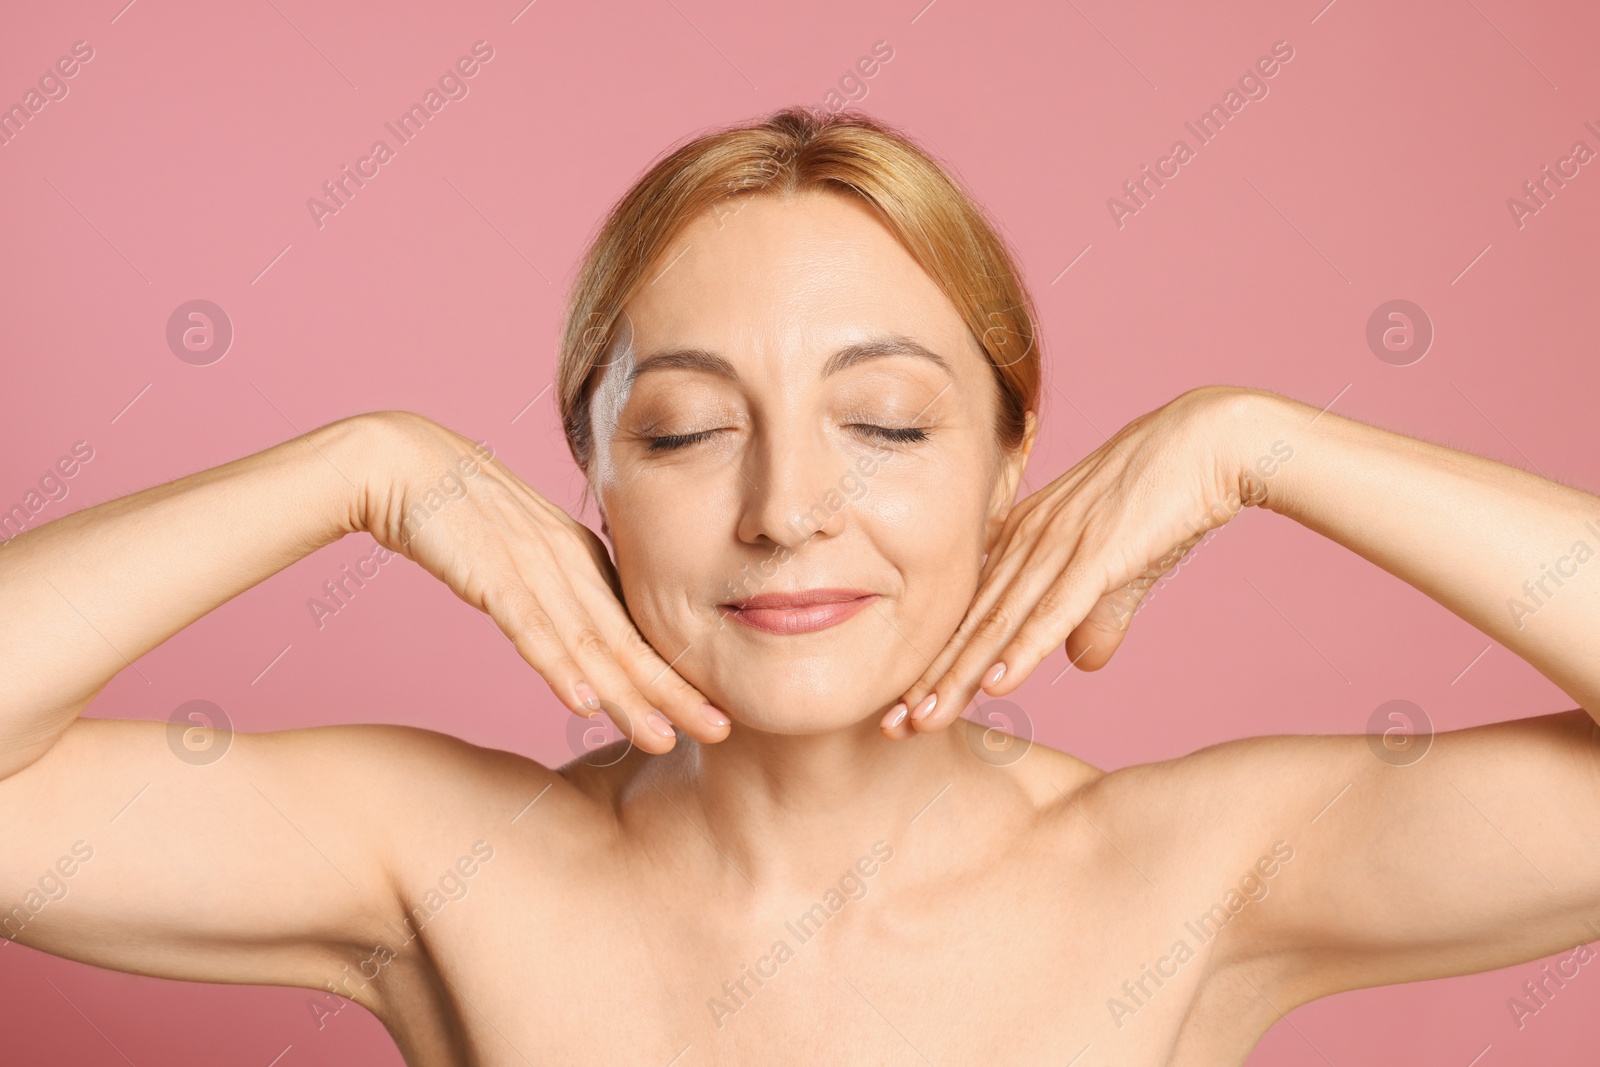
xmin=881 ymin=385 xmax=1287 ymax=738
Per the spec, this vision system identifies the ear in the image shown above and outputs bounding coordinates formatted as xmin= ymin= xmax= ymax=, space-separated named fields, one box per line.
xmin=593 ymin=486 xmax=612 ymax=542
xmin=983 ymin=410 xmax=1037 ymax=555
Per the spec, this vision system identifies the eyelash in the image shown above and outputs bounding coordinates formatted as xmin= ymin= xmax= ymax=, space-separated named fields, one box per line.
xmin=864 ymin=425 xmax=931 ymax=445
xmin=645 ymin=430 xmax=717 ymax=453
xmin=644 ymin=425 xmax=931 ymax=453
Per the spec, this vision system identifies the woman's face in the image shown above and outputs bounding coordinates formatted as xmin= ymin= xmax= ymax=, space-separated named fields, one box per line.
xmin=588 ymin=189 xmax=1031 ymax=733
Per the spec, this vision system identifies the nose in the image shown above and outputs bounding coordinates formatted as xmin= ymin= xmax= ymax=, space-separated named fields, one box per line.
xmin=734 ymin=421 xmax=850 ymax=551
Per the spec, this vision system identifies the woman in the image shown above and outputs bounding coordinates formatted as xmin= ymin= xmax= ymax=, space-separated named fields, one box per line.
xmin=2 ymin=107 xmax=1598 ymax=1066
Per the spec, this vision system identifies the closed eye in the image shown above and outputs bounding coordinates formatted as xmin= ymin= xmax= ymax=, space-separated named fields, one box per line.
xmin=644 ymin=424 xmax=931 ymax=453
xmin=853 ymin=424 xmax=930 ymax=444
xmin=645 ymin=429 xmax=723 ymax=452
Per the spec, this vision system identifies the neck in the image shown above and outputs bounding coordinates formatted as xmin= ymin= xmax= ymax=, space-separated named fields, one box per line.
xmin=639 ymin=714 xmax=975 ymax=892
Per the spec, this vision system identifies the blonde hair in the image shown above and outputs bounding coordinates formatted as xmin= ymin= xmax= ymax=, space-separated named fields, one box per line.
xmin=557 ymin=106 xmax=1041 ymax=488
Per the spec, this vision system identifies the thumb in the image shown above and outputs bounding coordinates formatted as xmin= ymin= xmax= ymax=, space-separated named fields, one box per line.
xmin=1065 ymin=524 xmax=1215 ymax=670
xmin=1063 ymin=577 xmax=1155 ymax=671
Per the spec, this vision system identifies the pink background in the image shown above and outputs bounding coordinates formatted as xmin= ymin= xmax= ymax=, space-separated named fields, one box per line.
xmin=3 ymin=0 xmax=1598 ymax=1063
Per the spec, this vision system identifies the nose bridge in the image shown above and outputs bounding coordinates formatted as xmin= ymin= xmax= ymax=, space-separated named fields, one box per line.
xmin=737 ymin=412 xmax=848 ymax=549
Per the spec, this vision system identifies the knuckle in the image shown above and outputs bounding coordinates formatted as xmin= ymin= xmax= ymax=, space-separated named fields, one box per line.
xmin=1014 ymin=504 xmax=1053 ymax=541
xmin=901 ymin=663 xmax=941 ymax=699
xmin=1106 ymin=592 xmax=1140 ymax=629
xmin=1034 ymin=582 xmax=1072 ymax=621
xmin=1009 ymin=618 xmax=1051 ymax=659
xmin=615 ymin=623 xmax=659 ymax=663
xmin=508 ymin=598 xmax=558 ymax=645
xmin=569 ymin=626 xmax=611 ymax=661
xmin=973 ymin=608 xmax=1014 ymax=643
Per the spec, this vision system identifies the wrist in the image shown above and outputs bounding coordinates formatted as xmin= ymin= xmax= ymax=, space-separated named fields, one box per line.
xmin=1181 ymin=386 xmax=1300 ymax=516
xmin=336 ymin=411 xmax=499 ymax=550
xmin=313 ymin=411 xmax=424 ymax=540
xmin=1218 ymin=387 xmax=1303 ymax=514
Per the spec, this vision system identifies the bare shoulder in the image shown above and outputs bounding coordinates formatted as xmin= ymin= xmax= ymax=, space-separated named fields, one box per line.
xmin=331 ymin=722 xmax=622 ymax=857
xmin=1033 ymin=727 xmax=1369 ymax=942
xmin=0 ymin=715 xmax=623 ymax=1005
xmin=1056 ymin=728 xmax=1364 ymax=853
xmin=1041 ymin=709 xmax=1600 ymax=1007
xmin=223 ymin=720 xmax=624 ymax=907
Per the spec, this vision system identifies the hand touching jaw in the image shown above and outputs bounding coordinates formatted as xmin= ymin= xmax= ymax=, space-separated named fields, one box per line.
xmin=585 ymin=190 xmax=1029 ymax=737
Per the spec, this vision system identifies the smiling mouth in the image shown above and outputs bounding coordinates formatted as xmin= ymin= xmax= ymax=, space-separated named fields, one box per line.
xmin=719 ymin=589 xmax=880 ymax=635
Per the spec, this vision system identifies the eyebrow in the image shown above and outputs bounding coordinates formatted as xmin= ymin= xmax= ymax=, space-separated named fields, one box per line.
xmin=623 ymin=335 xmax=955 ymax=388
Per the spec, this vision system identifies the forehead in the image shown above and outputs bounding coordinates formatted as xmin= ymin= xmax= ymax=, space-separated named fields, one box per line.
xmin=621 ymin=190 xmax=978 ymax=369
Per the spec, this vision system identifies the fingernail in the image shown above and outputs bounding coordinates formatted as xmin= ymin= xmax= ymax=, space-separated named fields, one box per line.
xmin=910 ymin=693 xmax=938 ymax=722
xmin=574 ymin=680 xmax=600 ymax=712
xmin=701 ymin=704 xmax=731 ymax=728
xmin=882 ymin=703 xmax=908 ymax=729
xmin=646 ymin=711 xmax=676 ymax=739
xmin=982 ymin=662 xmax=1007 ymax=688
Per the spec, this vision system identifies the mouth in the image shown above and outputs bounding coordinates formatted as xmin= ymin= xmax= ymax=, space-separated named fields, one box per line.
xmin=718 ymin=588 xmax=880 ymax=636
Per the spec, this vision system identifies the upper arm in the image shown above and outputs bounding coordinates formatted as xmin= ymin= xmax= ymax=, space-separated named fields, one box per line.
xmin=1203 ymin=709 xmax=1600 ymax=1005
xmin=0 ymin=715 xmax=558 ymax=1007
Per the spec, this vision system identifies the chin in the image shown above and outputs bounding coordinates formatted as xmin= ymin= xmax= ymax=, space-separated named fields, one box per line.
xmin=696 ymin=665 xmax=887 ymax=735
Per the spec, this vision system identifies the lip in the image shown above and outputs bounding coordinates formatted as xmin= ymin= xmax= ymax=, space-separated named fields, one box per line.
xmin=719 ymin=588 xmax=880 ymax=635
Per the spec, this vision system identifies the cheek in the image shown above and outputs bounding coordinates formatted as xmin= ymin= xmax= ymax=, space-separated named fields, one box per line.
xmin=858 ymin=455 xmax=992 ymax=623
xmin=605 ymin=483 xmax=720 ymax=639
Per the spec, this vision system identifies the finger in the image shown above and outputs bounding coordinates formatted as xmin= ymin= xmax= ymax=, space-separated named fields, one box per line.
xmin=878 ymin=699 xmax=916 ymax=740
xmin=1048 ymin=533 xmax=1203 ymax=678
xmin=911 ymin=560 xmax=1099 ymax=735
xmin=490 ymin=586 xmax=621 ymax=719
xmin=558 ymin=616 xmax=687 ymax=754
xmin=976 ymin=566 xmax=1113 ymax=701
xmin=949 ymin=526 xmax=1204 ymax=703
xmin=585 ymin=591 xmax=732 ymax=743
xmin=515 ymin=531 xmax=724 ymax=748
xmin=493 ymin=577 xmax=680 ymax=755
xmin=900 ymin=527 xmax=1066 ymax=718
xmin=908 ymin=537 xmax=1056 ymax=713
xmin=547 ymin=517 xmax=731 ymax=743
xmin=1059 ymin=579 xmax=1154 ymax=674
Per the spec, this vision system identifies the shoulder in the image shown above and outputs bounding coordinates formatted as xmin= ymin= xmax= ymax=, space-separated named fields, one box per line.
xmin=244 ymin=720 xmax=554 ymax=810
xmin=1057 ymin=729 xmax=1367 ymax=858
xmin=1036 ymin=729 xmax=1370 ymax=948
xmin=1083 ymin=730 xmax=1363 ymax=811
xmin=237 ymin=721 xmax=625 ymax=889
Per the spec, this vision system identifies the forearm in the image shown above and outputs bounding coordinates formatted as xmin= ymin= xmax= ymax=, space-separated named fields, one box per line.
xmin=1231 ymin=387 xmax=1600 ymax=714
xmin=0 ymin=414 xmax=381 ymax=774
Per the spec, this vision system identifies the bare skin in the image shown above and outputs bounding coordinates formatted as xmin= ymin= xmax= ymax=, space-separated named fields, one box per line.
xmin=3 ymin=192 xmax=1600 ymax=1066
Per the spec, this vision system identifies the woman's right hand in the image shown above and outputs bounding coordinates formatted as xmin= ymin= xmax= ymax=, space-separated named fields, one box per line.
xmin=354 ymin=411 xmax=728 ymax=753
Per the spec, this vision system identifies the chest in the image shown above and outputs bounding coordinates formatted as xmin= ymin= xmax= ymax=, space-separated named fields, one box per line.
xmin=387 ymin=845 xmax=1246 ymax=1066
